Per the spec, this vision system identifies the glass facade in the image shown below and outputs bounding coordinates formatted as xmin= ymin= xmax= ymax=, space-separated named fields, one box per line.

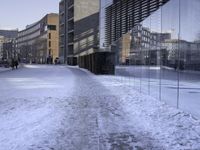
xmin=102 ymin=0 xmax=200 ymax=118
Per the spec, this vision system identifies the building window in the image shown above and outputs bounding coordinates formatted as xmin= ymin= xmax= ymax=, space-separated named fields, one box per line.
xmin=48 ymin=25 xmax=56 ymax=30
xmin=49 ymin=33 xmax=51 ymax=39
xmin=49 ymin=41 xmax=51 ymax=47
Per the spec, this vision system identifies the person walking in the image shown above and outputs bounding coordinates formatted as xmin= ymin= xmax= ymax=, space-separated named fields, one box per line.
xmin=11 ymin=58 xmax=15 ymax=70
xmin=14 ymin=59 xmax=19 ymax=69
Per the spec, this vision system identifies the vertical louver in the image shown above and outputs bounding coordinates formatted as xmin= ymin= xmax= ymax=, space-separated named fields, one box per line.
xmin=105 ymin=0 xmax=170 ymax=46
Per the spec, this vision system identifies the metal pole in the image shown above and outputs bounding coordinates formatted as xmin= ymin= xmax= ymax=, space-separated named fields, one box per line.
xmin=159 ymin=5 xmax=163 ymax=101
xmin=177 ymin=0 xmax=181 ymax=109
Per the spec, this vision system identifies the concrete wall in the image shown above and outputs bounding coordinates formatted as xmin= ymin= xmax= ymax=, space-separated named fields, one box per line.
xmin=74 ymin=0 xmax=99 ymax=22
xmin=73 ymin=0 xmax=99 ymax=55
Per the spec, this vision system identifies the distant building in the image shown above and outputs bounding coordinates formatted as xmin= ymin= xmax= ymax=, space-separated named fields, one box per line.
xmin=0 ymin=29 xmax=18 ymax=60
xmin=17 ymin=13 xmax=59 ymax=64
xmin=2 ymin=40 xmax=17 ymax=60
xmin=0 ymin=36 xmax=5 ymax=59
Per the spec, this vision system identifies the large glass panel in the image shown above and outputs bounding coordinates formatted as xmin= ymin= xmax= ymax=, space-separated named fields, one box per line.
xmin=140 ymin=17 xmax=151 ymax=95
xmin=161 ymin=0 xmax=180 ymax=107
xmin=179 ymin=0 xmax=200 ymax=118
xmin=114 ymin=33 xmax=133 ymax=87
xmin=130 ymin=25 xmax=143 ymax=92
xmin=102 ymin=0 xmax=200 ymax=118
xmin=149 ymin=8 xmax=162 ymax=100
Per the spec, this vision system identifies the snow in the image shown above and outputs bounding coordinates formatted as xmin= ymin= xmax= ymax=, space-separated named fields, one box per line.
xmin=0 ymin=65 xmax=75 ymax=150
xmin=0 ymin=64 xmax=200 ymax=149
xmin=98 ymin=75 xmax=200 ymax=149
xmin=0 ymin=67 xmax=11 ymax=73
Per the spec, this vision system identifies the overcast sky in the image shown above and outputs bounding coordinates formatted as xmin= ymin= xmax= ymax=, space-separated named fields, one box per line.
xmin=0 ymin=0 xmax=59 ymax=31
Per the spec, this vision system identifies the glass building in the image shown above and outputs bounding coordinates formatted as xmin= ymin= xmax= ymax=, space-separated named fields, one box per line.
xmin=101 ymin=0 xmax=200 ymax=118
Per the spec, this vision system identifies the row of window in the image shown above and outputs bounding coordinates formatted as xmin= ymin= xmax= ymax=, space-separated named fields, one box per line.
xmin=18 ymin=25 xmax=56 ymax=43
xmin=17 ymin=30 xmax=40 ymax=43
xmin=18 ymin=24 xmax=40 ymax=37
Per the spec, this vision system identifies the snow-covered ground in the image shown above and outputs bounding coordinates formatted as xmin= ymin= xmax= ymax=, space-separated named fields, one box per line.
xmin=98 ymin=75 xmax=200 ymax=149
xmin=0 ymin=65 xmax=75 ymax=150
xmin=0 ymin=64 xmax=200 ymax=150
xmin=0 ymin=67 xmax=11 ymax=73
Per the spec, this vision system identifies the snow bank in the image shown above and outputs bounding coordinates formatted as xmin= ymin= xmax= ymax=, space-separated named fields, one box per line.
xmin=98 ymin=75 xmax=200 ymax=149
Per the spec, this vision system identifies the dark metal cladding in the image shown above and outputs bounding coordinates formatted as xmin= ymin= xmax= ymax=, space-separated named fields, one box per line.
xmin=105 ymin=0 xmax=170 ymax=46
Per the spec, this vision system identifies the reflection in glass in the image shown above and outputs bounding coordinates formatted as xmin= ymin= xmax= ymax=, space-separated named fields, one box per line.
xmin=105 ymin=0 xmax=200 ymax=118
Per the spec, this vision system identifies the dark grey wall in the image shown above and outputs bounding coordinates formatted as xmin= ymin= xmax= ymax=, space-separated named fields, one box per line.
xmin=74 ymin=12 xmax=99 ymax=55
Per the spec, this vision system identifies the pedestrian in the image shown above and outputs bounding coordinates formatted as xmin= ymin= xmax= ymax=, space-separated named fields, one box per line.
xmin=54 ymin=59 xmax=57 ymax=65
xmin=11 ymin=58 xmax=15 ymax=70
xmin=14 ymin=59 xmax=19 ymax=69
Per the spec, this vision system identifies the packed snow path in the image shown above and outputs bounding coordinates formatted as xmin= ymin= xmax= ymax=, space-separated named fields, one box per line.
xmin=0 ymin=65 xmax=200 ymax=150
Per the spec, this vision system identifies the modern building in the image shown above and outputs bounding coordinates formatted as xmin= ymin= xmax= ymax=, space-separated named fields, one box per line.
xmin=17 ymin=13 xmax=59 ymax=64
xmin=103 ymin=0 xmax=200 ymax=70
xmin=104 ymin=0 xmax=169 ymax=47
xmin=59 ymin=0 xmax=115 ymax=74
xmin=102 ymin=0 xmax=200 ymax=116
